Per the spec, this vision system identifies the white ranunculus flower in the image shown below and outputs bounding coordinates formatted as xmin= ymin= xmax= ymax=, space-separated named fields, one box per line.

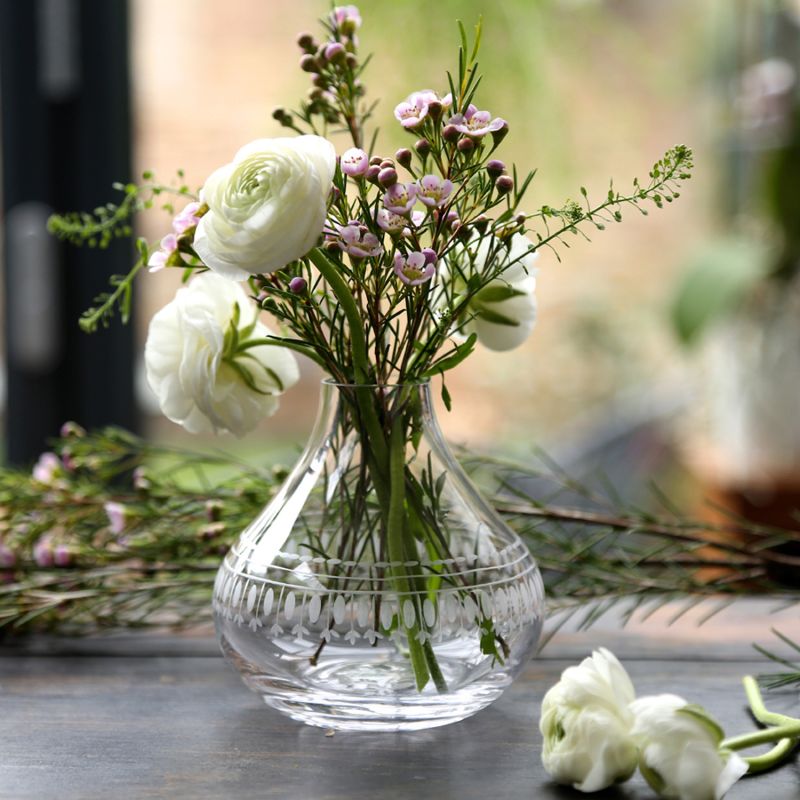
xmin=193 ymin=135 xmax=336 ymax=280
xmin=144 ymin=272 xmax=299 ymax=436
xmin=629 ymin=694 xmax=748 ymax=800
xmin=540 ymin=648 xmax=639 ymax=792
xmin=444 ymin=233 xmax=538 ymax=351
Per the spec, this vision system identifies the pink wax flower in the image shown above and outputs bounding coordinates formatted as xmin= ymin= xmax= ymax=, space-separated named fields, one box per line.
xmin=331 ymin=5 xmax=361 ymax=34
xmin=448 ymin=104 xmax=507 ymax=138
xmin=382 ymin=183 xmax=418 ymax=215
xmin=104 ymin=501 xmax=129 ymax=535
xmin=53 ymin=544 xmax=72 ymax=568
xmin=340 ymin=147 xmax=370 ymax=177
xmin=393 ymin=90 xmax=448 ymax=129
xmin=147 ymin=233 xmax=178 ymax=273
xmin=33 ymin=536 xmax=54 ymax=568
xmin=417 ymin=174 xmax=454 ymax=208
xmin=376 ymin=208 xmax=424 ymax=236
xmin=394 ymin=252 xmax=436 ymax=286
xmin=133 ymin=467 xmax=151 ymax=491
xmin=59 ymin=421 xmax=85 ymax=438
xmin=32 ymin=452 xmax=61 ymax=484
xmin=172 ymin=201 xmax=202 ymax=235
xmin=335 ymin=220 xmax=384 ymax=258
xmin=0 ymin=542 xmax=16 ymax=569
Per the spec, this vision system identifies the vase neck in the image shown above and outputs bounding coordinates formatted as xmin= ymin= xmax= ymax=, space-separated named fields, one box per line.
xmin=310 ymin=380 xmax=439 ymax=445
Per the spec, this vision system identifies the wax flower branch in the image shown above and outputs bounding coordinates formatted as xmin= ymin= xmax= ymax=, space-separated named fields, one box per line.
xmin=48 ymin=7 xmax=693 ymax=696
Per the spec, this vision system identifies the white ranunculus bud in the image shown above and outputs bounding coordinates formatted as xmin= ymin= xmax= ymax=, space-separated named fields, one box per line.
xmin=540 ymin=648 xmax=639 ymax=792
xmin=193 ymin=135 xmax=336 ymax=280
xmin=629 ymin=694 xmax=748 ymax=800
xmin=144 ymin=272 xmax=299 ymax=437
xmin=444 ymin=233 xmax=538 ymax=351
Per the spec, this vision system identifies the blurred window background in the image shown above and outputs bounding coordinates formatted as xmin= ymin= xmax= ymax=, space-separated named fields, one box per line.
xmin=3 ymin=0 xmax=800 ymax=529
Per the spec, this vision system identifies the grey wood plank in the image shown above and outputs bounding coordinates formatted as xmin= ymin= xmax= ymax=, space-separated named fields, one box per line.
xmin=1 ymin=652 xmax=798 ymax=800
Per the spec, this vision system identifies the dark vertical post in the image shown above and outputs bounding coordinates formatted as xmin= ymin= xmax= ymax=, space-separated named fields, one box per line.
xmin=1 ymin=0 xmax=137 ymax=466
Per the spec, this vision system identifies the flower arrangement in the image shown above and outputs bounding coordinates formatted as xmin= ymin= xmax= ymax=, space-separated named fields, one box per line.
xmin=47 ymin=6 xmax=694 ymax=721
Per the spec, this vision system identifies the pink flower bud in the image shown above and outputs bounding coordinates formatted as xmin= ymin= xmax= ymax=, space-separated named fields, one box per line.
xmin=54 ymin=544 xmax=72 ymax=568
xmin=486 ymin=159 xmax=506 ymax=177
xmin=474 ymin=215 xmax=490 ymax=234
xmin=300 ymin=55 xmax=319 ymax=73
xmin=378 ymin=167 xmax=398 ymax=188
xmin=427 ymin=100 xmax=443 ymax=120
xmin=289 ymin=276 xmax=308 ymax=294
xmin=395 ymin=148 xmax=412 ymax=168
xmin=297 ymin=32 xmax=316 ymax=53
xmin=421 ymin=248 xmax=438 ymax=265
xmin=104 ymin=502 xmax=128 ymax=535
xmin=324 ymin=42 xmax=346 ymax=63
xmin=495 ymin=175 xmax=514 ymax=194
xmin=59 ymin=421 xmax=86 ymax=438
xmin=33 ymin=537 xmax=54 ymax=568
xmin=491 ymin=121 xmax=509 ymax=145
xmin=0 ymin=543 xmax=16 ymax=569
xmin=442 ymin=125 xmax=460 ymax=143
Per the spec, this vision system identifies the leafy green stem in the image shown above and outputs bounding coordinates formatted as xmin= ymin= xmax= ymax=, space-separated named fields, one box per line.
xmin=386 ymin=415 xmax=430 ymax=691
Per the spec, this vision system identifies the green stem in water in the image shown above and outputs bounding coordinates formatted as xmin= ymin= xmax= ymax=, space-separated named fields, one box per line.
xmin=387 ymin=416 xmax=430 ymax=692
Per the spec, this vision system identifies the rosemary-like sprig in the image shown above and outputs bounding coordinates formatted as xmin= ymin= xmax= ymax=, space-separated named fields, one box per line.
xmin=2 ymin=427 xmax=798 ymax=637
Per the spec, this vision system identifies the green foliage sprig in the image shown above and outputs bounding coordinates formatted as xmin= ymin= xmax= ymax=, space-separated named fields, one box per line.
xmin=2 ymin=427 xmax=797 ymax=637
xmin=47 ymin=172 xmax=199 ymax=332
xmin=533 ymin=144 xmax=694 ymax=261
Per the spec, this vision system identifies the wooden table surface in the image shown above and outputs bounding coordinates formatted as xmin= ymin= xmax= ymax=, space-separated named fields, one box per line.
xmin=2 ymin=599 xmax=799 ymax=800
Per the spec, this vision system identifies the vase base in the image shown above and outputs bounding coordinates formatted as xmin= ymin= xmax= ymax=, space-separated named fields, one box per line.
xmin=221 ymin=633 xmax=512 ymax=731
xmin=260 ymin=691 xmax=497 ymax=732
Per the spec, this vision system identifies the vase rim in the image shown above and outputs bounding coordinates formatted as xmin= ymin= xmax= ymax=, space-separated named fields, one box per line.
xmin=321 ymin=378 xmax=431 ymax=389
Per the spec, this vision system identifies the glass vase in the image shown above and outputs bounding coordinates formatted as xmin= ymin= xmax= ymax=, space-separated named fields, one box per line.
xmin=213 ymin=381 xmax=545 ymax=731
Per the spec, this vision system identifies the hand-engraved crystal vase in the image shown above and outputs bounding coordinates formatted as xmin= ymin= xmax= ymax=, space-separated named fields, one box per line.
xmin=213 ymin=380 xmax=544 ymax=731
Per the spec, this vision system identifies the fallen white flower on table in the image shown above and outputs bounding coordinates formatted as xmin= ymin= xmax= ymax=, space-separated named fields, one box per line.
xmin=629 ymin=694 xmax=748 ymax=800
xmin=539 ymin=647 xmax=639 ymax=792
